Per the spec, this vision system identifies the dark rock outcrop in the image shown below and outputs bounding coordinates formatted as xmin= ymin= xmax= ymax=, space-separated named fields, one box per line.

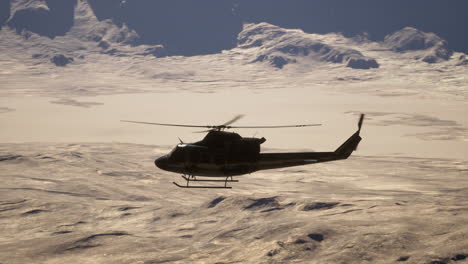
xmin=397 ymin=256 xmax=410 ymax=262
xmin=22 ymin=209 xmax=47 ymax=215
xmin=244 ymin=197 xmax=279 ymax=210
xmin=307 ymin=233 xmax=324 ymax=242
xmin=451 ymin=254 xmax=467 ymax=261
xmin=51 ymin=54 xmax=74 ymax=66
xmin=207 ymin=196 xmax=226 ymax=208
xmin=0 ymin=154 xmax=22 ymax=162
xmin=346 ymin=57 xmax=379 ymax=69
xmin=302 ymin=202 xmax=339 ymax=211
xmin=253 ymin=55 xmax=295 ymax=69
xmin=98 ymin=40 xmax=110 ymax=50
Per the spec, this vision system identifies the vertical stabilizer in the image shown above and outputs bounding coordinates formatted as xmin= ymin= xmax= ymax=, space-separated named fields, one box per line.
xmin=334 ymin=114 xmax=364 ymax=158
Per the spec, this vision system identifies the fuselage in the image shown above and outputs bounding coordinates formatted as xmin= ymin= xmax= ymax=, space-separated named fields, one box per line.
xmin=154 ymin=118 xmax=363 ymax=178
xmin=154 ymin=139 xmax=261 ymax=177
xmin=154 ymin=144 xmax=346 ymax=177
xmin=155 ymin=153 xmax=255 ymax=177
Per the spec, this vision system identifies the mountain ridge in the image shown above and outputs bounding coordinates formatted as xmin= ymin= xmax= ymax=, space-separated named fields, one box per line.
xmin=1 ymin=0 xmax=467 ymax=55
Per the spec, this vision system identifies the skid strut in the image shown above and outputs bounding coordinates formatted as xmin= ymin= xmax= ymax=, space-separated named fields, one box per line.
xmin=173 ymin=175 xmax=238 ymax=189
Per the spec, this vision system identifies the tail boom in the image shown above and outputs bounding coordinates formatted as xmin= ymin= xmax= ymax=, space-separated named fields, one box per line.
xmin=254 ymin=114 xmax=364 ymax=172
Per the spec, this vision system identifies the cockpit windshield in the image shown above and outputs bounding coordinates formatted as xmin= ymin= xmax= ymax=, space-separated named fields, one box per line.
xmin=168 ymin=145 xmax=185 ymax=162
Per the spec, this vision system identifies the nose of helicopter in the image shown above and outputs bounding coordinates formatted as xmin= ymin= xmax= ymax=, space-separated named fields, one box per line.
xmin=155 ymin=155 xmax=168 ymax=170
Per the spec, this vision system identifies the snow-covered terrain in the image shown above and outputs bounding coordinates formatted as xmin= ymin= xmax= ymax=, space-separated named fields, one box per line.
xmin=0 ymin=1 xmax=466 ymax=99
xmin=1 ymin=1 xmax=468 ymax=263
xmin=238 ymin=23 xmax=379 ymax=69
xmin=1 ymin=143 xmax=468 ymax=264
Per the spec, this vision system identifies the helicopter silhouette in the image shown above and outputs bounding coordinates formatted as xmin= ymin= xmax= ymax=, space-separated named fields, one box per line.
xmin=122 ymin=114 xmax=364 ymax=189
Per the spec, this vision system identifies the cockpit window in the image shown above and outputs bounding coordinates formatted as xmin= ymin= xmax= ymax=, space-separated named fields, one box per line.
xmin=168 ymin=147 xmax=176 ymax=157
xmin=168 ymin=145 xmax=184 ymax=162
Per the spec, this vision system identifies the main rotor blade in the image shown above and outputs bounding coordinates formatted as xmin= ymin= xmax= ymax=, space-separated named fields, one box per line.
xmin=121 ymin=119 xmax=322 ymax=130
xmin=121 ymin=120 xmax=214 ymax=128
xmin=193 ymin=129 xmax=213 ymax=133
xmin=226 ymin=124 xmax=322 ymax=129
xmin=221 ymin=114 xmax=245 ymax=127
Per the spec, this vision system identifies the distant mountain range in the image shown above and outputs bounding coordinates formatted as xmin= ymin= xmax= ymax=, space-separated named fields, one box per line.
xmin=1 ymin=0 xmax=467 ymax=56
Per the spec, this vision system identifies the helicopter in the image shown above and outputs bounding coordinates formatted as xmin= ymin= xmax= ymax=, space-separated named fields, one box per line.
xmin=122 ymin=114 xmax=364 ymax=189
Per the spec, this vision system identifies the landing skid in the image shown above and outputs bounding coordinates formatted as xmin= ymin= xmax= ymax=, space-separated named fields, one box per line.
xmin=173 ymin=182 xmax=232 ymax=189
xmin=173 ymin=175 xmax=238 ymax=189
